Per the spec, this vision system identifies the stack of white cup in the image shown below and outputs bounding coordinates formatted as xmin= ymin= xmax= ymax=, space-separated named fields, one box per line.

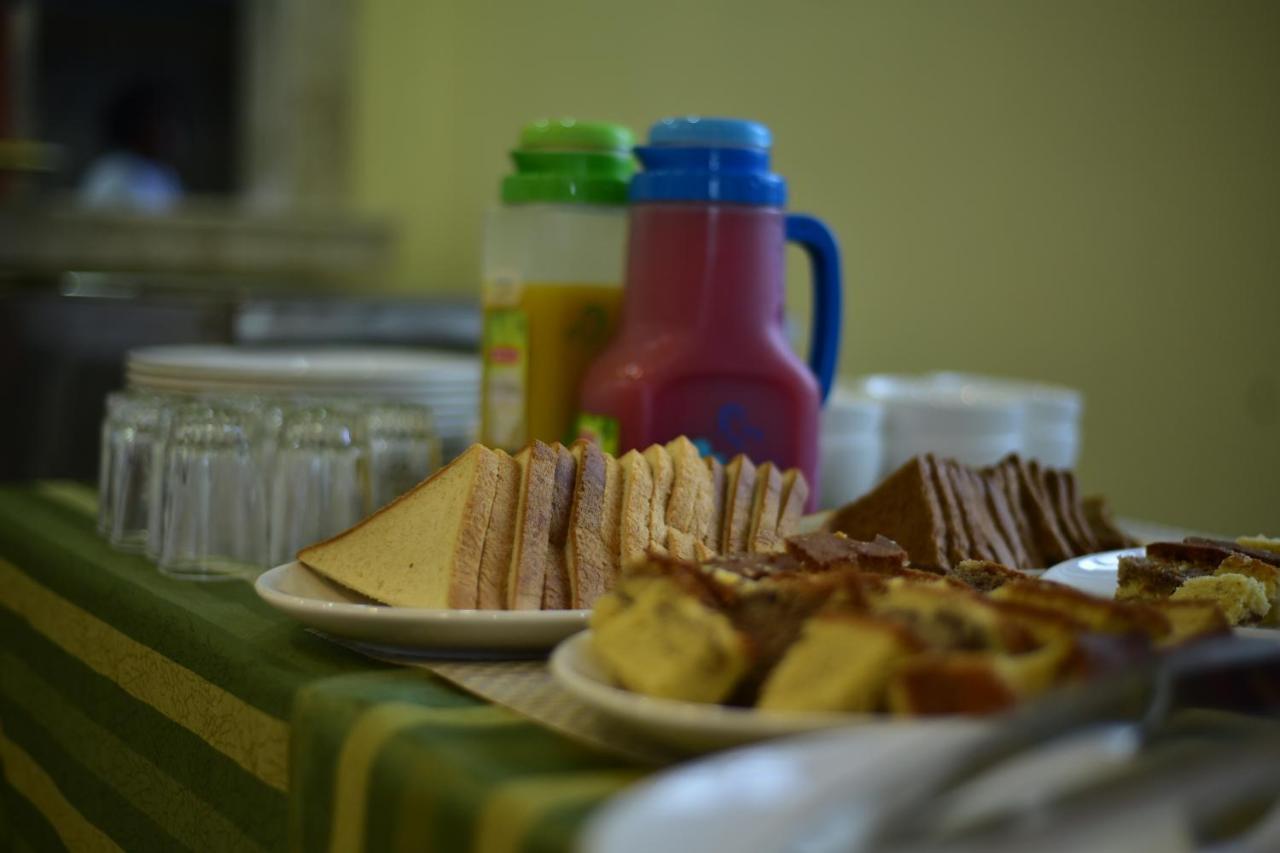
xmin=818 ymin=373 xmax=1083 ymax=509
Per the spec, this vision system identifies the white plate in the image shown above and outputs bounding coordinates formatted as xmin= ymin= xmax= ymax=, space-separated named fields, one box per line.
xmin=255 ymin=562 xmax=588 ymax=655
xmin=549 ymin=631 xmax=976 ymax=754
xmin=583 ymin=718 xmax=1143 ymax=853
xmin=128 ymin=345 xmax=478 ymax=382
xmin=1040 ymin=547 xmax=1143 ymax=597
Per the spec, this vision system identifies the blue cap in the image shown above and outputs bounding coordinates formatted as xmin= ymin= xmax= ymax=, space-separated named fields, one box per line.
xmin=630 ymin=116 xmax=786 ymax=206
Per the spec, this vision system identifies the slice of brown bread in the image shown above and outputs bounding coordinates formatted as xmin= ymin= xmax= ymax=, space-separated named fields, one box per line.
xmin=1014 ymin=457 xmax=1072 ymax=565
xmin=925 ymin=454 xmax=970 ymax=567
xmin=962 ymin=466 xmax=1018 ymax=563
xmin=828 ymin=456 xmax=950 ymax=570
xmin=722 ymin=454 xmax=758 ymax=554
xmin=1060 ymin=470 xmax=1099 ymax=553
xmin=705 ymin=456 xmax=726 ymax=553
xmin=507 ymin=441 xmax=556 ymax=610
xmin=1003 ymin=455 xmax=1071 ymax=566
xmin=664 ymin=437 xmax=704 ymax=537
xmin=775 ymin=469 xmax=809 ymax=542
xmin=298 ymin=444 xmax=499 ymax=608
xmin=541 ymin=443 xmax=576 ymax=609
xmin=567 ymin=441 xmax=622 ymax=608
xmin=942 ymin=459 xmax=995 ymax=562
xmin=986 ymin=464 xmax=1043 ymax=568
xmin=619 ymin=449 xmax=654 ymax=569
xmin=747 ymin=462 xmax=784 ymax=553
xmin=476 ymin=449 xmax=521 ymax=609
xmin=643 ymin=444 xmax=674 ymax=556
xmin=1082 ymin=495 xmax=1133 ymax=551
xmin=1042 ymin=466 xmax=1091 ymax=554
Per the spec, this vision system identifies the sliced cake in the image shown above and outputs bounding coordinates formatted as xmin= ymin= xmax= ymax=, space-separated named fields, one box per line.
xmin=475 ymin=449 xmax=521 ymax=609
xmin=541 ymin=443 xmax=577 ymax=610
xmin=298 ymin=444 xmax=499 ymax=608
xmin=618 ymin=449 xmax=654 ymax=569
xmin=506 ymin=441 xmax=557 ymax=610
xmin=643 ymin=443 xmax=674 ymax=557
xmin=721 ymin=454 xmax=758 ymax=554
xmin=827 ymin=456 xmax=950 ymax=570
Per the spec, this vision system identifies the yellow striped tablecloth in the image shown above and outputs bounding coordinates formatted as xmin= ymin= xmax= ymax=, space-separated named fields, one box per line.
xmin=0 ymin=483 xmax=642 ymax=852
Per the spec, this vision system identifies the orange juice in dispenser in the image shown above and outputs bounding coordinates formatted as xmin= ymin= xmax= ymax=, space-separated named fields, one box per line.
xmin=480 ymin=120 xmax=635 ymax=450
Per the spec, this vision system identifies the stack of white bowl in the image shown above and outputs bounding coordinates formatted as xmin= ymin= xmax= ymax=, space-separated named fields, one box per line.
xmin=125 ymin=346 xmax=480 ymax=460
xmin=819 ymin=373 xmax=1083 ymax=509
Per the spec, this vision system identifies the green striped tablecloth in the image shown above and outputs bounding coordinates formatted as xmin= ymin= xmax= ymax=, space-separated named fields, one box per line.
xmin=0 ymin=483 xmax=642 ymax=852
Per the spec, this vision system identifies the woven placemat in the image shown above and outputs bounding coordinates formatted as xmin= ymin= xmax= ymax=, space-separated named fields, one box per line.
xmin=321 ymin=636 xmax=682 ymax=766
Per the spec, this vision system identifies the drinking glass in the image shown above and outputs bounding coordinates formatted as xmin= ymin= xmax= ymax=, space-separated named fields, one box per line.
xmin=158 ymin=406 xmax=267 ymax=579
xmin=364 ymin=402 xmax=441 ymax=511
xmin=100 ymin=392 xmax=167 ymax=552
xmin=268 ymin=404 xmax=368 ymax=567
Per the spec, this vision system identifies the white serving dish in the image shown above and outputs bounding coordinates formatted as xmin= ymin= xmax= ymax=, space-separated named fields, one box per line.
xmin=255 ymin=561 xmax=588 ymax=655
xmin=549 ymin=631 xmax=978 ymax=754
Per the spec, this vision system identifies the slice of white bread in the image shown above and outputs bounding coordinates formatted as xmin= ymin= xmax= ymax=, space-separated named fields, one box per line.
xmin=619 ymin=449 xmax=654 ymax=569
xmin=541 ymin=443 xmax=576 ymax=609
xmin=644 ymin=444 xmax=674 ymax=556
xmin=476 ymin=449 xmax=521 ymax=608
xmin=506 ymin=441 xmax=557 ymax=610
xmin=665 ymin=437 xmax=710 ymax=561
xmin=705 ymin=456 xmax=726 ymax=553
xmin=748 ymin=462 xmax=784 ymax=553
xmin=567 ymin=441 xmax=622 ymax=608
xmin=298 ymin=444 xmax=499 ymax=608
xmin=722 ymin=454 xmax=758 ymax=554
xmin=775 ymin=469 xmax=809 ymax=543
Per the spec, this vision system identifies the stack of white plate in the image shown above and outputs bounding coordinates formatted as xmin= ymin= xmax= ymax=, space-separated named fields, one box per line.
xmin=126 ymin=346 xmax=480 ymax=459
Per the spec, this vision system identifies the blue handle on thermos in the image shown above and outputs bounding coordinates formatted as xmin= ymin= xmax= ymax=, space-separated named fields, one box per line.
xmin=785 ymin=214 xmax=842 ymax=402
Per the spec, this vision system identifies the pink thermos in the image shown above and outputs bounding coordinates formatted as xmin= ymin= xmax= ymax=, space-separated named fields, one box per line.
xmin=577 ymin=117 xmax=842 ymax=497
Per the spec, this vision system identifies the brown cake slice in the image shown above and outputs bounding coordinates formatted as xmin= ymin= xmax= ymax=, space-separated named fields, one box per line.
xmin=785 ymin=531 xmax=910 ymax=573
xmin=925 ymin=454 xmax=970 ymax=567
xmin=1059 ymin=470 xmax=1099 ymax=553
xmin=886 ymin=653 xmax=1021 ymax=716
xmin=949 ymin=559 xmax=1033 ymax=593
xmin=1145 ymin=540 xmax=1238 ymax=569
xmin=1184 ymin=538 xmax=1280 ymax=568
xmin=945 ymin=459 xmax=1000 ymax=563
xmin=1115 ymin=555 xmax=1202 ymax=601
xmin=827 ymin=456 xmax=950 ymax=570
xmin=541 ymin=443 xmax=577 ymax=610
xmin=1042 ymin=466 xmax=1092 ymax=555
xmin=982 ymin=466 xmax=1037 ymax=568
xmin=1005 ymin=456 xmax=1072 ymax=566
xmin=1082 ymin=496 xmax=1134 ymax=551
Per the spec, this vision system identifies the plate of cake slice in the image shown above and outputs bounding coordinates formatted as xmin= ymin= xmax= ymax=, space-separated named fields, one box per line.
xmin=1043 ymin=535 xmax=1280 ymax=632
xmin=257 ymin=437 xmax=812 ymax=653
xmin=550 ymin=530 xmax=1236 ymax=753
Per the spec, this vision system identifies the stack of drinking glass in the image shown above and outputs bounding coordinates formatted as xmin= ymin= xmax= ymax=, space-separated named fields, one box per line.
xmin=98 ymin=391 xmax=442 ymax=580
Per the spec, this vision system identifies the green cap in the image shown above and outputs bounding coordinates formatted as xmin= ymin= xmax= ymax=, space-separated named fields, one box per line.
xmin=501 ymin=119 xmax=635 ymax=205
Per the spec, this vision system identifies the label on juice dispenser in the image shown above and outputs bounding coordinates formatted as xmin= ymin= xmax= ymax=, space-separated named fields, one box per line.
xmin=481 ymin=307 xmax=528 ymax=450
xmin=573 ymin=411 xmax=619 ymax=455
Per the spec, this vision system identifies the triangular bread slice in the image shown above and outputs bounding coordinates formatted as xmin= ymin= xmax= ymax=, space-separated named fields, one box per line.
xmin=1044 ymin=467 xmax=1094 ymax=554
xmin=775 ymin=468 xmax=809 ymax=543
xmin=664 ymin=437 xmax=707 ymax=561
xmin=1060 ymin=470 xmax=1099 ymax=553
xmin=541 ymin=443 xmax=576 ymax=609
xmin=747 ymin=462 xmax=784 ymax=553
xmin=986 ymin=463 xmax=1043 ymax=568
xmin=298 ymin=444 xmax=499 ymax=608
xmin=962 ymin=465 xmax=1019 ymax=567
xmin=506 ymin=441 xmax=557 ymax=610
xmin=924 ymin=454 xmax=969 ymax=567
xmin=644 ymin=444 xmax=674 ymax=556
xmin=619 ymin=449 xmax=654 ymax=569
xmin=476 ymin=449 xmax=521 ymax=609
xmin=721 ymin=454 xmax=757 ymax=554
xmin=1011 ymin=456 xmax=1072 ymax=565
xmin=704 ymin=456 xmax=726 ymax=554
xmin=566 ymin=441 xmax=622 ymax=608
xmin=827 ymin=456 xmax=949 ymax=570
xmin=942 ymin=459 xmax=995 ymax=563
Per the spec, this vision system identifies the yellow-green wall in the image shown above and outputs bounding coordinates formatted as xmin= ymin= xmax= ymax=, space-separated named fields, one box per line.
xmin=353 ymin=0 xmax=1280 ymax=535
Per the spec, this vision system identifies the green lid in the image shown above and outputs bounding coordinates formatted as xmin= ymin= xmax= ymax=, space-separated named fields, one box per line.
xmin=501 ymin=119 xmax=635 ymax=205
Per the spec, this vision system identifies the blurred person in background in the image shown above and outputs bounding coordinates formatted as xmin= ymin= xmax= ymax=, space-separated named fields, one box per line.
xmin=79 ymin=79 xmax=183 ymax=213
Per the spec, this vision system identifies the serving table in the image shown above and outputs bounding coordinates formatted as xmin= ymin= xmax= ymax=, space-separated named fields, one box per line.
xmin=0 ymin=482 xmax=641 ymax=852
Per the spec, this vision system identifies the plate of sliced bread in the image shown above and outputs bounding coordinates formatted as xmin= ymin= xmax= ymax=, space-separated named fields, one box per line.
xmin=553 ymin=530 xmax=1239 ymax=752
xmin=259 ymin=436 xmax=812 ymax=654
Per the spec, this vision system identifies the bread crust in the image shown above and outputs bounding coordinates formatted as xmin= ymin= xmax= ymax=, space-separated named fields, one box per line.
xmin=476 ymin=450 xmax=521 ymax=608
